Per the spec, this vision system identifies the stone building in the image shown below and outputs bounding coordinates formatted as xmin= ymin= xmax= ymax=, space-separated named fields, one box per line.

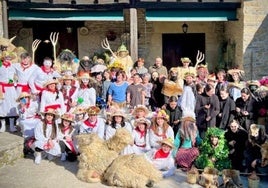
xmin=0 ymin=0 xmax=267 ymax=80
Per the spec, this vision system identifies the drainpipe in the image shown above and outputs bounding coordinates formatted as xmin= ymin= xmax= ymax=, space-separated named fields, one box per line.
xmin=2 ymin=0 xmax=8 ymax=38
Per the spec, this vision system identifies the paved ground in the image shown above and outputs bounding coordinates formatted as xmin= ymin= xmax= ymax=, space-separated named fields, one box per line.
xmin=0 ymin=156 xmax=268 ymax=188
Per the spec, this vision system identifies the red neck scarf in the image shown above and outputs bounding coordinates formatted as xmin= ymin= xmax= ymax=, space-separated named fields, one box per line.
xmin=62 ymin=126 xmax=70 ymax=133
xmin=41 ymin=66 xmax=52 ymax=74
xmin=21 ymin=63 xmax=31 ymax=71
xmin=80 ymin=85 xmax=88 ymax=89
xmin=84 ymin=119 xmax=97 ymax=128
xmin=46 ymin=121 xmax=53 ymax=125
xmin=154 ymin=149 xmax=170 ymax=159
xmin=135 ymin=127 xmax=146 ymax=138
xmin=47 ymin=88 xmax=57 ymax=94
xmin=3 ymin=60 xmax=11 ymax=68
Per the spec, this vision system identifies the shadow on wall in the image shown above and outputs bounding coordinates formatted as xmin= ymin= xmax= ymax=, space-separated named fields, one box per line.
xmin=243 ymin=14 xmax=268 ymax=80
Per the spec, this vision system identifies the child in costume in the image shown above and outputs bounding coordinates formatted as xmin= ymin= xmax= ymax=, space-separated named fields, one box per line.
xmin=79 ymin=106 xmax=105 ymax=139
xmin=33 ymin=108 xmax=61 ymax=164
xmin=195 ymin=127 xmax=231 ymax=171
xmin=132 ymin=118 xmax=151 ymax=154
xmin=145 ymin=138 xmax=176 ymax=178
xmin=17 ymin=92 xmax=40 ymax=138
xmin=58 ymin=113 xmax=78 ymax=162
xmin=149 ymin=109 xmax=174 ymax=149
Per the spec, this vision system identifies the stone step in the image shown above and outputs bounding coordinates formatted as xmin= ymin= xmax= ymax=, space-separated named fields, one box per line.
xmin=0 ymin=132 xmax=24 ymax=168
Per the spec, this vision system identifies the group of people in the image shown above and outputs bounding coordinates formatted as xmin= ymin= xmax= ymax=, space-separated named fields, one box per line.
xmin=0 ymin=42 xmax=268 ymax=179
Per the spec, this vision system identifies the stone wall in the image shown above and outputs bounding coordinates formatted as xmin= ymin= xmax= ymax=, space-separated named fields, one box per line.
xmin=0 ymin=1 xmax=3 ymax=37
xmin=144 ymin=21 xmax=222 ymax=70
xmin=242 ymin=0 xmax=268 ymax=80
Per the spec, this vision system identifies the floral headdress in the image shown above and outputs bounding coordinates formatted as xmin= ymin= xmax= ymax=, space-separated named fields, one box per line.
xmin=108 ymin=59 xmax=125 ymax=71
xmin=259 ymin=76 xmax=268 ymax=87
xmin=153 ymin=109 xmax=169 ymax=121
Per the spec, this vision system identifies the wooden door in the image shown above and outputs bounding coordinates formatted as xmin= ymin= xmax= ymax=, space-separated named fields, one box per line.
xmin=162 ymin=33 xmax=205 ymax=70
xmin=32 ymin=22 xmax=78 ymax=66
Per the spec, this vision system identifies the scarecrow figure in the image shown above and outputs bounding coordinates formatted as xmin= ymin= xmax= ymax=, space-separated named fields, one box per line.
xmin=101 ymin=38 xmax=133 ymax=77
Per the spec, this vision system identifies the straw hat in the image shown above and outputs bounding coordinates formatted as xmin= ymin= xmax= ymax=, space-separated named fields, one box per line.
xmin=132 ymin=105 xmax=149 ymax=117
xmin=181 ymin=57 xmax=191 ymax=63
xmin=134 ymin=118 xmax=151 ymax=127
xmin=196 ymin=64 xmax=208 ymax=69
xmin=184 ymin=72 xmax=195 ymax=79
xmin=153 ymin=109 xmax=169 ymax=121
xmin=227 ymin=68 xmax=244 ymax=77
xmin=0 ymin=51 xmax=17 ymax=60
xmin=77 ymin=72 xmax=95 ymax=82
xmin=87 ymin=106 xmax=101 ymax=116
xmin=61 ymin=75 xmax=75 ymax=81
xmin=111 ymin=109 xmax=126 ymax=118
xmin=61 ymin=113 xmax=75 ymax=122
xmin=181 ymin=116 xmax=196 ymax=122
xmin=169 ymin=67 xmax=178 ymax=73
xmin=16 ymin=92 xmax=31 ymax=102
xmin=73 ymin=106 xmax=87 ymax=114
xmin=207 ymin=73 xmax=217 ymax=82
xmin=43 ymin=78 xmax=59 ymax=87
xmin=181 ymin=109 xmax=196 ymax=122
xmin=41 ymin=108 xmax=59 ymax=118
xmin=247 ymin=80 xmax=260 ymax=87
xmin=157 ymin=138 xmax=174 ymax=148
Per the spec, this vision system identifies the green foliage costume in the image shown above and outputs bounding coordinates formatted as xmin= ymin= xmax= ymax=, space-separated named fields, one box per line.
xmin=195 ymin=127 xmax=231 ymax=171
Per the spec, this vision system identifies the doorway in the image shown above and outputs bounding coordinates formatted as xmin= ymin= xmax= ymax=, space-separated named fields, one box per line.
xmin=30 ymin=21 xmax=80 ymax=65
xmin=162 ymin=33 xmax=205 ymax=70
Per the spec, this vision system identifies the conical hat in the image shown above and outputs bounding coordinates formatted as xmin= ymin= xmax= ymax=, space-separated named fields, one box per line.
xmin=117 ymin=44 xmax=128 ymax=52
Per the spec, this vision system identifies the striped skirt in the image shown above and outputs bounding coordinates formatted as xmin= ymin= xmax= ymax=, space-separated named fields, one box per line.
xmin=176 ymin=147 xmax=199 ymax=169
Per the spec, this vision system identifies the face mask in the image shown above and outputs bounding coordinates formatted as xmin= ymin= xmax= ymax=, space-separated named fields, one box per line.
xmin=20 ymin=98 xmax=27 ymax=104
xmin=44 ymin=60 xmax=52 ymax=67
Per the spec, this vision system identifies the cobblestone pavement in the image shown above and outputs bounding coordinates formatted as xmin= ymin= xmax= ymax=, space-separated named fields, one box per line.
xmin=0 ymin=156 xmax=268 ymax=188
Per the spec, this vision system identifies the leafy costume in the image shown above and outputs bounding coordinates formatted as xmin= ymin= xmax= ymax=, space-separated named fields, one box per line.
xmin=195 ymin=127 xmax=231 ymax=171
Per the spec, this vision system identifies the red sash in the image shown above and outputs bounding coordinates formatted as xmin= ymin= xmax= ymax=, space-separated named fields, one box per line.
xmin=0 ymin=82 xmax=14 ymax=93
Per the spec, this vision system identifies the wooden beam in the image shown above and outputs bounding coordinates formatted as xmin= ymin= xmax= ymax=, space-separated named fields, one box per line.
xmin=130 ymin=8 xmax=138 ymax=62
xmin=2 ymin=0 xmax=8 ymax=38
xmin=7 ymin=1 xmax=241 ymax=10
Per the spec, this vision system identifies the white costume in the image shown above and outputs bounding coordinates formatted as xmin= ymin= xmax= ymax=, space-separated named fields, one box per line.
xmin=17 ymin=99 xmax=41 ymax=138
xmin=40 ymin=90 xmax=66 ymax=115
xmin=12 ymin=63 xmax=39 ymax=96
xmin=149 ymin=127 xmax=174 ymax=149
xmin=61 ymin=85 xmax=78 ymax=112
xmin=79 ymin=117 xmax=105 ymax=139
xmin=0 ymin=64 xmax=17 ymax=116
xmin=28 ymin=66 xmax=61 ymax=94
xmin=105 ymin=122 xmax=134 ymax=155
xmin=76 ymin=87 xmax=96 ymax=108
xmin=34 ymin=121 xmax=61 ymax=156
xmin=58 ymin=127 xmax=78 ymax=154
xmin=145 ymin=149 xmax=175 ymax=178
xmin=180 ymin=86 xmax=196 ymax=118
xmin=132 ymin=129 xmax=150 ymax=154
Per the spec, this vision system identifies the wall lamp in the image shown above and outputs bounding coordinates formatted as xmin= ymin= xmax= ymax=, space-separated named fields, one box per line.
xmin=182 ymin=22 xmax=188 ymax=34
